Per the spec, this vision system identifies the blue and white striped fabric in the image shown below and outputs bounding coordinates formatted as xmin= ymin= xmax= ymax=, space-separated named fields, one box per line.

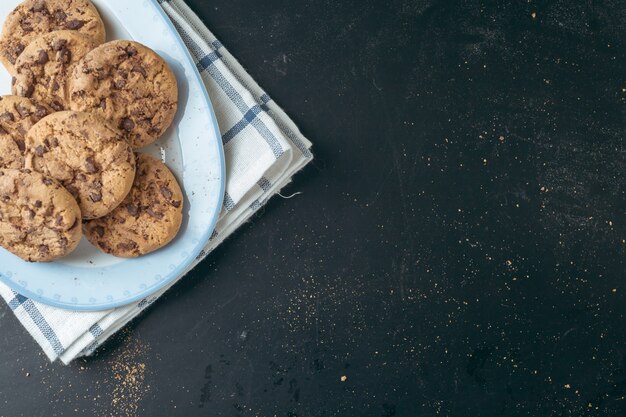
xmin=0 ymin=0 xmax=313 ymax=364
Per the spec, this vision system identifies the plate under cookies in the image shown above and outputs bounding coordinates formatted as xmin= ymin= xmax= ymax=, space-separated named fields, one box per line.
xmin=0 ymin=0 xmax=224 ymax=310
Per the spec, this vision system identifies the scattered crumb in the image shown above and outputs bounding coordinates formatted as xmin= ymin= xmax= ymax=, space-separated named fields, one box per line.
xmin=100 ymin=329 xmax=151 ymax=417
xmin=531 ymin=12 xmax=537 ymax=19
xmin=340 ymin=375 xmax=347 ymax=382
xmin=111 ymin=362 xmax=146 ymax=416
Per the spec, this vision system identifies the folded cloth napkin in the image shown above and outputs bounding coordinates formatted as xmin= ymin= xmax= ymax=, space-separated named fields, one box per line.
xmin=0 ymin=0 xmax=313 ymax=364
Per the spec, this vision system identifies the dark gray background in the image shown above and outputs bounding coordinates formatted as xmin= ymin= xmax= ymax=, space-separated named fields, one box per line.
xmin=1 ymin=0 xmax=625 ymax=416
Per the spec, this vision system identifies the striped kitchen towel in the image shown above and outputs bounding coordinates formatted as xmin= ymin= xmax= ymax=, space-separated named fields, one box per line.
xmin=0 ymin=0 xmax=313 ymax=364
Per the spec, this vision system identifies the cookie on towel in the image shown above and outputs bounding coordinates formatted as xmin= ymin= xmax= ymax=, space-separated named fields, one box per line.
xmin=0 ymin=168 xmax=82 ymax=262
xmin=69 ymin=40 xmax=178 ymax=148
xmin=25 ymin=111 xmax=136 ymax=219
xmin=0 ymin=96 xmax=49 ymax=169
xmin=0 ymin=0 xmax=105 ymax=73
xmin=83 ymin=153 xmax=183 ymax=257
xmin=12 ymin=31 xmax=97 ymax=111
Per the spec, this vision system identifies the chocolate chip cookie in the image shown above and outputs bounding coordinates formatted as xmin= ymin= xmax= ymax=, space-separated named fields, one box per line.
xmin=0 ymin=96 xmax=49 ymax=169
xmin=69 ymin=40 xmax=178 ymax=148
xmin=25 ymin=111 xmax=136 ymax=219
xmin=84 ymin=153 xmax=183 ymax=258
xmin=13 ymin=31 xmax=97 ymax=111
xmin=0 ymin=168 xmax=81 ymax=262
xmin=0 ymin=0 xmax=105 ymax=74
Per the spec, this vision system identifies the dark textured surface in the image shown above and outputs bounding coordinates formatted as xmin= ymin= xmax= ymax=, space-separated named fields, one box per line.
xmin=1 ymin=0 xmax=625 ymax=416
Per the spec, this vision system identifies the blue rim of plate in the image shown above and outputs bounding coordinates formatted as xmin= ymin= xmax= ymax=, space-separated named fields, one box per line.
xmin=0 ymin=0 xmax=225 ymax=311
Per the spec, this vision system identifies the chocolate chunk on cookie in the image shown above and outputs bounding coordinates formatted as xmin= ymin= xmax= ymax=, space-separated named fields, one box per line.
xmin=0 ymin=96 xmax=49 ymax=169
xmin=0 ymin=168 xmax=82 ymax=262
xmin=13 ymin=31 xmax=97 ymax=111
xmin=69 ymin=40 xmax=178 ymax=148
xmin=0 ymin=0 xmax=105 ymax=74
xmin=25 ymin=111 xmax=136 ymax=219
xmin=84 ymin=153 xmax=183 ymax=257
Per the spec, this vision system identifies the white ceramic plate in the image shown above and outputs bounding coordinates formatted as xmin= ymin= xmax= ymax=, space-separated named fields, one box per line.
xmin=0 ymin=0 xmax=225 ymax=310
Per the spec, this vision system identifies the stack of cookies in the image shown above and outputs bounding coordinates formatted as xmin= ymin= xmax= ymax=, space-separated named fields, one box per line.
xmin=0 ymin=0 xmax=184 ymax=262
